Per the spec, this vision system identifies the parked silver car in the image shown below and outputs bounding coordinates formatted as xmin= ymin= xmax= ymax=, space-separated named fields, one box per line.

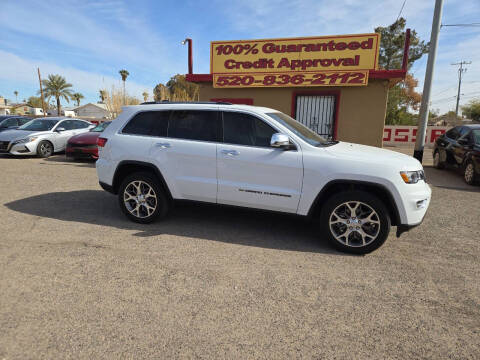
xmin=0 ymin=117 xmax=94 ymax=158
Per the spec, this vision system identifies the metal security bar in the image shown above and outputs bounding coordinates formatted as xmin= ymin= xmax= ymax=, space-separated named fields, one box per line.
xmin=295 ymin=95 xmax=335 ymax=139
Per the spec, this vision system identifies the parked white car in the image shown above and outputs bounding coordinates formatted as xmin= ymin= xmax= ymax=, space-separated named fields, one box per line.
xmin=0 ymin=117 xmax=93 ymax=157
xmin=96 ymin=102 xmax=431 ymax=254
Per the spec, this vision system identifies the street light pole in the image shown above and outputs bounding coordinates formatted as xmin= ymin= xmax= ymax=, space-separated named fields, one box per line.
xmin=413 ymin=0 xmax=444 ymax=162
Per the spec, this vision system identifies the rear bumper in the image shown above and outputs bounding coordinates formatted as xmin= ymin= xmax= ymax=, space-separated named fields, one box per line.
xmin=66 ymin=145 xmax=98 ymax=159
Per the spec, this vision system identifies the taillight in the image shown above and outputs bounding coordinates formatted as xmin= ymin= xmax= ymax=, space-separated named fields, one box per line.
xmin=97 ymin=137 xmax=108 ymax=147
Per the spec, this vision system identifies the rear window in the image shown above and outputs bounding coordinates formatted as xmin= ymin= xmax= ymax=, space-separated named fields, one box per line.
xmin=122 ymin=111 xmax=169 ymax=137
xmin=168 ymin=110 xmax=220 ymax=142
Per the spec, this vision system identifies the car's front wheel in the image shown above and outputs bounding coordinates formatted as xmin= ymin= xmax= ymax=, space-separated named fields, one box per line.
xmin=320 ymin=191 xmax=391 ymax=254
xmin=464 ymin=161 xmax=477 ymax=185
xmin=37 ymin=140 xmax=53 ymax=158
xmin=118 ymin=172 xmax=169 ymax=223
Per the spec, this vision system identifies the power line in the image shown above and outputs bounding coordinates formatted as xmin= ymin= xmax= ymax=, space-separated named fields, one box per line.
xmin=396 ymin=0 xmax=407 ymax=22
xmin=441 ymin=23 xmax=480 ymax=27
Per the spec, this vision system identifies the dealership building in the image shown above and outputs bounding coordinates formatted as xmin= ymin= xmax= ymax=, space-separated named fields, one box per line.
xmin=186 ymin=31 xmax=411 ymax=147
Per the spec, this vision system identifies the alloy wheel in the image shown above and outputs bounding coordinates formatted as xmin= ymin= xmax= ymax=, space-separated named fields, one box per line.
xmin=123 ymin=180 xmax=157 ymax=218
xmin=40 ymin=142 xmax=52 ymax=157
xmin=329 ymin=201 xmax=381 ymax=247
xmin=465 ymin=163 xmax=474 ymax=184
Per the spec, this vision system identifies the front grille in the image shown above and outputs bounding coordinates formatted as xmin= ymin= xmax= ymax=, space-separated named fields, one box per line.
xmin=0 ymin=141 xmax=10 ymax=152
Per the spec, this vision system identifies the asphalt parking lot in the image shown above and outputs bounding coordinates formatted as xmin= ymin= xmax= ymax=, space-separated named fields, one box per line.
xmin=0 ymin=152 xmax=479 ymax=359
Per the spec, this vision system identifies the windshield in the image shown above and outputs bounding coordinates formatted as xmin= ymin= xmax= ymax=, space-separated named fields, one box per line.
xmin=266 ymin=112 xmax=329 ymax=146
xmin=90 ymin=121 xmax=111 ymax=132
xmin=18 ymin=119 xmax=59 ymax=131
xmin=473 ymin=129 xmax=480 ymax=144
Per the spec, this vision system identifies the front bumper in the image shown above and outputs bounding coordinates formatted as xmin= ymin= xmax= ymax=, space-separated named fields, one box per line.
xmin=396 ymin=180 xmax=431 ymax=236
xmin=4 ymin=141 xmax=39 ymax=155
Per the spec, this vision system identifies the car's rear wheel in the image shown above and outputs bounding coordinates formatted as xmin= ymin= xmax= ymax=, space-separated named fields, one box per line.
xmin=37 ymin=140 xmax=53 ymax=158
xmin=320 ymin=191 xmax=391 ymax=254
xmin=433 ymin=150 xmax=445 ymax=169
xmin=464 ymin=161 xmax=477 ymax=185
xmin=118 ymin=172 xmax=169 ymax=223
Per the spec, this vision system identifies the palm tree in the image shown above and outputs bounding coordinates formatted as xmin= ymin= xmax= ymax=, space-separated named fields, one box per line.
xmin=99 ymin=89 xmax=107 ymax=103
xmin=39 ymin=74 xmax=73 ymax=116
xmin=72 ymin=92 xmax=84 ymax=107
xmin=119 ymin=69 xmax=129 ymax=104
xmin=14 ymin=91 xmax=18 ymax=103
xmin=142 ymin=91 xmax=149 ymax=102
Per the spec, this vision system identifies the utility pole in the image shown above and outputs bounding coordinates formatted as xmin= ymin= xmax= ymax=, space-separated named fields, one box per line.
xmin=413 ymin=0 xmax=444 ymax=162
xmin=452 ymin=61 xmax=471 ymax=117
xmin=37 ymin=68 xmax=46 ymax=117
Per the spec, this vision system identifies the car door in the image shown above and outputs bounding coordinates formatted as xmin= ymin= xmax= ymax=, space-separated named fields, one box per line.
xmin=53 ymin=120 xmax=77 ymax=151
xmin=216 ymin=111 xmax=303 ymax=213
xmin=150 ymin=109 xmax=220 ymax=202
xmin=451 ymin=127 xmax=470 ymax=165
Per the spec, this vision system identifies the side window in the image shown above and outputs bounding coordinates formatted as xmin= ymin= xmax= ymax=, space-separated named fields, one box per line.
xmin=445 ymin=127 xmax=460 ymax=140
xmin=168 ymin=110 xmax=220 ymax=142
xmin=74 ymin=120 xmax=90 ymax=129
xmin=122 ymin=111 xmax=169 ymax=137
xmin=2 ymin=118 xmax=18 ymax=127
xmin=223 ymin=112 xmax=276 ymax=147
xmin=458 ymin=127 xmax=469 ymax=138
xmin=60 ymin=120 xmax=75 ymax=130
xmin=19 ymin=118 xmax=31 ymax=125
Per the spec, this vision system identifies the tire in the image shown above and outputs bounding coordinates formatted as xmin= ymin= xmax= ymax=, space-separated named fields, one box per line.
xmin=320 ymin=191 xmax=391 ymax=254
xmin=433 ymin=150 xmax=445 ymax=169
xmin=118 ymin=172 xmax=169 ymax=223
xmin=463 ymin=161 xmax=477 ymax=185
xmin=37 ymin=140 xmax=54 ymax=158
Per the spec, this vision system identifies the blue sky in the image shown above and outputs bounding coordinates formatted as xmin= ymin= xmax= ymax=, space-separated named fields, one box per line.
xmin=0 ymin=0 xmax=479 ymax=113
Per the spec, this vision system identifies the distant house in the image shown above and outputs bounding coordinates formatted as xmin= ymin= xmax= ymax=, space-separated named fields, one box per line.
xmin=0 ymin=97 xmax=10 ymax=115
xmin=74 ymin=103 xmax=109 ymax=119
xmin=48 ymin=107 xmax=76 ymax=117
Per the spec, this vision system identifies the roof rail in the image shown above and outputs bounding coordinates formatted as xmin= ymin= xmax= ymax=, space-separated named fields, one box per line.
xmin=140 ymin=101 xmax=233 ymax=105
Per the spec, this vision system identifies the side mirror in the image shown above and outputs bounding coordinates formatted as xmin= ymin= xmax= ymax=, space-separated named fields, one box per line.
xmin=271 ymin=133 xmax=293 ymax=149
xmin=56 ymin=127 xmax=66 ymax=132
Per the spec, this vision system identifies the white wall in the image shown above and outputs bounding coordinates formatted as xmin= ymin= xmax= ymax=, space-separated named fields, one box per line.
xmin=383 ymin=125 xmax=449 ymax=148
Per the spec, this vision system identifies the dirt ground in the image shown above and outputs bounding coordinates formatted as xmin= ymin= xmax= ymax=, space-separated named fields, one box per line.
xmin=0 ymin=151 xmax=479 ymax=359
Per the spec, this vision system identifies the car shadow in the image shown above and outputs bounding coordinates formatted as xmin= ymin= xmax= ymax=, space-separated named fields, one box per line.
xmin=41 ymin=155 xmax=96 ymax=168
xmin=4 ymin=190 xmax=346 ymax=255
xmin=424 ymin=166 xmax=480 ymax=193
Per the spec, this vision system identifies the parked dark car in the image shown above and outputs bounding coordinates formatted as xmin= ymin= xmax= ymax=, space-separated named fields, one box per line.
xmin=66 ymin=121 xmax=111 ymax=160
xmin=0 ymin=116 xmax=32 ymax=132
xmin=433 ymin=124 xmax=480 ymax=185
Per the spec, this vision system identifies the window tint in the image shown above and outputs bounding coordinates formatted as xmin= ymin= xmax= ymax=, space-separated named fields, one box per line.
xmin=445 ymin=127 xmax=460 ymax=139
xmin=223 ymin=112 xmax=276 ymax=147
xmin=73 ymin=120 xmax=90 ymax=129
xmin=122 ymin=111 xmax=169 ymax=137
xmin=19 ymin=118 xmax=31 ymax=125
xmin=168 ymin=110 xmax=219 ymax=142
xmin=458 ymin=127 xmax=469 ymax=137
xmin=59 ymin=120 xmax=75 ymax=130
xmin=1 ymin=118 xmax=18 ymax=127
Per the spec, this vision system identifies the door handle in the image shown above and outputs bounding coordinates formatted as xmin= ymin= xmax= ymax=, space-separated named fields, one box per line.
xmin=155 ymin=142 xmax=171 ymax=149
xmin=221 ymin=149 xmax=239 ymax=156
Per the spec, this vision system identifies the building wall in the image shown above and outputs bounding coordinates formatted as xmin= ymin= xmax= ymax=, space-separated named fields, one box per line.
xmin=75 ymin=104 xmax=108 ymax=119
xmin=197 ymin=78 xmax=389 ymax=147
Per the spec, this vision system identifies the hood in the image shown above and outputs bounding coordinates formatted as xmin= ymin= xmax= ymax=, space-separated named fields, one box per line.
xmin=68 ymin=131 xmax=101 ymax=144
xmin=0 ymin=129 xmax=45 ymax=142
xmin=325 ymin=142 xmax=422 ymax=170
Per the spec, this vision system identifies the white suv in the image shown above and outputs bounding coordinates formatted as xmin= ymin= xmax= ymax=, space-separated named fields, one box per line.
xmin=96 ymin=102 xmax=431 ymax=254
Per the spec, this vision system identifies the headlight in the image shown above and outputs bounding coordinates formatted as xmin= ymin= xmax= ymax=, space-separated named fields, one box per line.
xmin=13 ymin=136 xmax=38 ymax=144
xmin=400 ymin=170 xmax=425 ymax=184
